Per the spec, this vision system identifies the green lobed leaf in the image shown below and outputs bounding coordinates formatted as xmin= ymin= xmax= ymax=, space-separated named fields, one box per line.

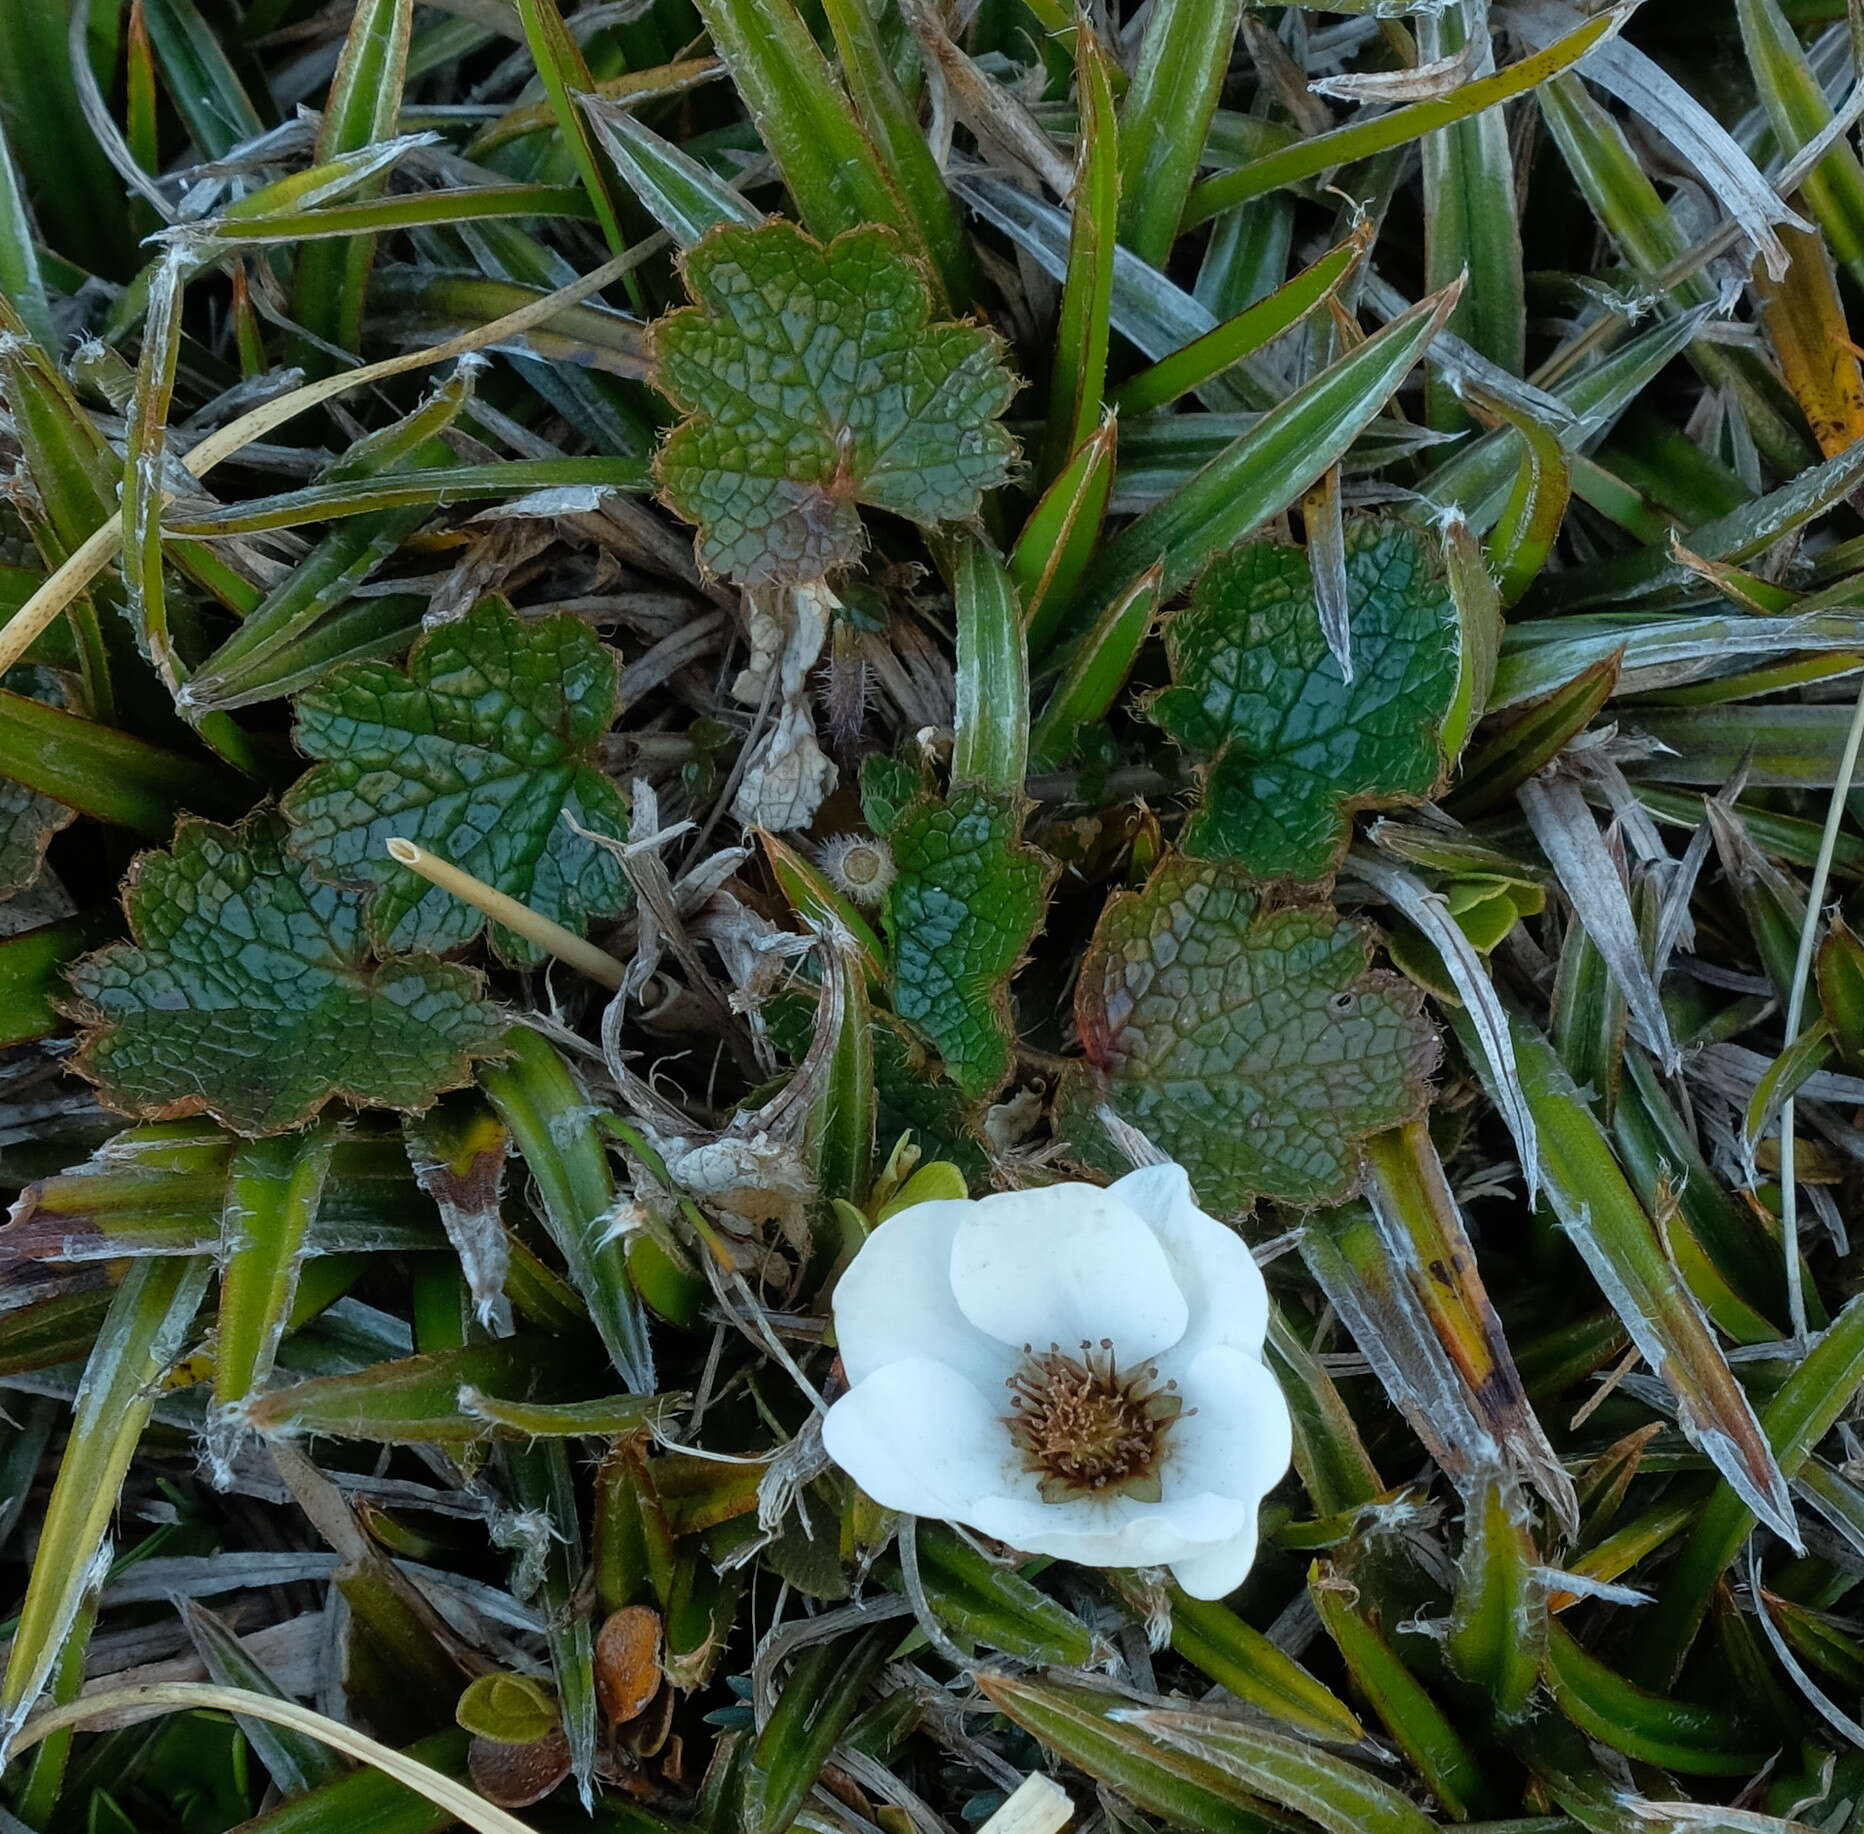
xmin=876 ymin=785 xmax=1053 ymax=1101
xmin=1061 ymin=855 xmax=1437 ymax=1211
xmin=650 ymin=220 xmax=1018 ymax=585
xmin=1150 ymin=518 xmax=1460 ymax=881
xmin=64 ymin=809 xmax=507 ymax=1136
xmin=284 ymin=595 xmax=631 ymax=963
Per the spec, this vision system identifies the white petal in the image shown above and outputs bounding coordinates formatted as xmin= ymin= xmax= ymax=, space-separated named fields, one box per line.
xmin=969 ymin=1498 xmax=1200 ymax=1565
xmin=1166 ymin=1346 xmax=1293 ymax=1504
xmin=950 ymin=1183 xmax=1188 ymax=1363
xmin=832 ymin=1200 xmax=1015 ymax=1390
xmin=1111 ymin=1164 xmax=1269 ymax=1365
xmin=970 ymin=1488 xmax=1250 ymax=1569
xmin=822 ymin=1359 xmax=1018 ymax=1518
xmin=1170 ymin=1528 xmax=1263 ymax=1601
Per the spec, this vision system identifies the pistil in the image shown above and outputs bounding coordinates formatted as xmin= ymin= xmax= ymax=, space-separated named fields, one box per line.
xmin=1004 ymin=1338 xmax=1184 ymax=1504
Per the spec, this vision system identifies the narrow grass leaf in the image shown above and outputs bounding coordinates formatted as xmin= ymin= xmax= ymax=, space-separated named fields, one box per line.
xmin=1310 ymin=1570 xmax=1488 ymax=1819
xmin=291 ymin=0 xmax=413 ymax=355
xmin=690 ymin=0 xmax=920 ymax=262
xmin=514 ymin=0 xmax=634 ymax=262
xmin=1046 ymin=29 xmax=1119 ymax=474
xmin=0 ymin=1253 xmax=211 ymax=1758
xmin=480 ymin=1026 xmax=655 ymax=1391
xmin=1120 ymin=1703 xmax=1438 ymax=1834
xmin=1421 ymin=2 xmax=1524 ymax=423
xmin=1118 ymin=0 xmax=1243 ymax=267
xmin=1736 ymin=0 xmax=1864 ymax=285
xmin=1447 ymin=1479 xmax=1545 ymax=1723
xmin=1183 ymin=8 xmax=1627 ymax=226
xmin=951 ymin=535 xmax=1029 ymax=794
xmin=1017 ymin=415 xmax=1118 ymax=654
xmin=181 ymin=1600 xmax=349 ymax=1794
xmin=978 ymin=1671 xmax=1283 ymax=1834
xmin=209 ymin=1119 xmax=339 ymax=1476
xmin=1073 ymin=283 xmax=1458 ymax=625
xmin=1030 ymin=565 xmax=1162 ymax=770
xmin=1518 ymin=770 xmax=1678 ymax=1069
xmin=580 ymin=99 xmax=759 ymax=245
xmin=1114 ymin=226 xmax=1368 ymax=419
xmin=1634 ymin=1294 xmax=1864 ymax=1687
xmin=1505 ymin=1017 xmax=1795 ymax=1547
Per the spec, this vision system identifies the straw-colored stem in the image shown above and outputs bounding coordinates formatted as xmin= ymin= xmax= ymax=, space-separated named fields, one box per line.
xmin=9 ymin=1683 xmax=535 ymax=1834
xmin=386 ymin=837 xmax=626 ymax=990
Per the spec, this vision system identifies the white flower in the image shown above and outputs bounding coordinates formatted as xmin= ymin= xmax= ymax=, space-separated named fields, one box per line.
xmin=821 ymin=1165 xmax=1292 ymax=1600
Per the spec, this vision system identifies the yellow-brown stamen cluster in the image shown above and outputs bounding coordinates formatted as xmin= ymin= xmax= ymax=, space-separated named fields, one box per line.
xmin=1004 ymin=1338 xmax=1184 ymax=1504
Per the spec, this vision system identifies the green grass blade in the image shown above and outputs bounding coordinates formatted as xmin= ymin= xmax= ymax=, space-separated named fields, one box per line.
xmin=1447 ymin=1480 xmax=1544 ymax=1724
xmin=0 ymin=111 xmax=52 ymax=347
xmin=0 ymin=0 xmax=134 ymax=275
xmin=1152 ymin=1586 xmax=1364 ymax=1743
xmin=0 ymin=688 xmax=239 ymax=833
xmin=1112 ymin=226 xmax=1366 ymax=419
xmin=820 ymin=0 xmax=977 ymax=307
xmin=1044 ymin=28 xmax=1119 ymax=475
xmin=1420 ymin=2 xmax=1524 ymax=425
xmin=161 ymin=458 xmax=651 ymax=535
xmin=978 ymin=1670 xmax=1284 ymax=1834
xmin=691 ymin=0 xmax=921 ymax=260
xmin=1633 ymin=1294 xmax=1864 ymax=1687
xmin=292 ymin=0 xmax=415 ymax=357
xmin=1309 ymin=1572 xmax=1489 ymax=1820
xmin=1184 ymin=8 xmax=1624 ymax=227
xmin=500 ymin=1439 xmax=599 ymax=1798
xmin=1028 ymin=565 xmax=1160 ymax=770
xmin=746 ymin=1630 xmax=893 ymax=1834
xmin=1123 ymin=1704 xmax=1440 ymax=1834
xmin=580 ymin=100 xmax=760 ymax=244
xmin=120 ymin=249 xmax=186 ymax=695
xmin=480 ymin=1026 xmax=655 ymax=1392
xmin=1738 ymin=0 xmax=1864 ymax=285
xmin=950 ymin=534 xmax=1028 ymax=793
xmin=0 ymin=1252 xmax=212 ymax=1758
xmin=182 ymin=1599 xmax=351 ymax=1795
xmin=1071 ymin=281 xmax=1458 ymax=627
xmin=1117 ymin=0 xmax=1243 ymax=266
xmin=1505 ymin=1017 xmax=1796 ymax=1546
xmin=513 ymin=0 xmax=637 ymax=275
xmin=209 ymin=1120 xmax=339 ymax=1477
xmin=140 ymin=0 xmax=268 ymax=160
xmin=1016 ymin=415 xmax=1116 ymax=654
xmin=1546 ymin=1625 xmax=1770 ymax=1773
xmin=0 ymin=915 xmax=109 ymax=1049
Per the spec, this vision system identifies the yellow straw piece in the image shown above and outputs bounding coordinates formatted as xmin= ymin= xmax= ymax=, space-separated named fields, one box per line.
xmin=386 ymin=836 xmax=627 ymax=991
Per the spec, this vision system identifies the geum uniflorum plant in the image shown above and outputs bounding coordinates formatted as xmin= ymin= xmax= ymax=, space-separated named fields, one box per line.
xmin=824 ymin=1168 xmax=1291 ymax=1600
xmin=2 ymin=0 xmax=1864 ymax=1831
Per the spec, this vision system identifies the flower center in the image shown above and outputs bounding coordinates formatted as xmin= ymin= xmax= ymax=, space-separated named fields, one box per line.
xmin=1004 ymin=1339 xmax=1183 ymax=1504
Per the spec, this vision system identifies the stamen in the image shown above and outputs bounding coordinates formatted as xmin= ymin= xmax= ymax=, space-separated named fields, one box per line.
xmin=1002 ymin=1342 xmax=1182 ymax=1505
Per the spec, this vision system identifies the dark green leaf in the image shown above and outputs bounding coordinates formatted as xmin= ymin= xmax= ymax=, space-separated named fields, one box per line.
xmin=65 ymin=810 xmax=507 ymax=1135
xmin=1061 ymin=855 xmax=1437 ymax=1211
xmin=284 ymin=596 xmax=630 ymax=963
xmin=651 ymin=221 xmax=1017 ymax=584
xmin=877 ymin=786 xmax=1053 ymax=1100
xmin=1150 ymin=519 xmax=1459 ymax=881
